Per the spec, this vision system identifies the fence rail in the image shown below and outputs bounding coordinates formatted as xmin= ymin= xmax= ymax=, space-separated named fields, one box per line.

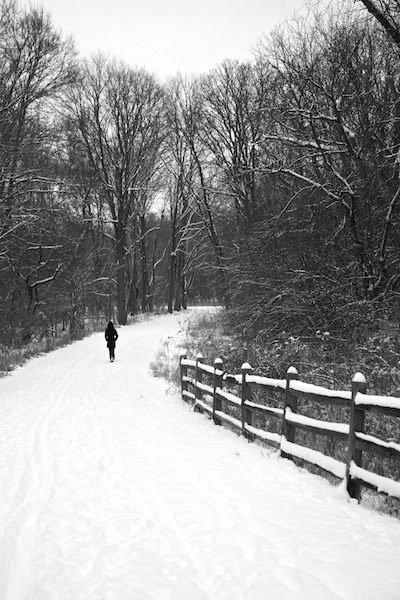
xmin=179 ymin=352 xmax=400 ymax=502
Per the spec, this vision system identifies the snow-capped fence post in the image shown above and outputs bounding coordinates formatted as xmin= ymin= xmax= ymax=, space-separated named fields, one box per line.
xmin=195 ymin=353 xmax=204 ymax=403
xmin=281 ymin=366 xmax=299 ymax=459
xmin=241 ymin=363 xmax=253 ymax=437
xmin=213 ymin=358 xmax=224 ymax=426
xmin=179 ymin=351 xmax=188 ymax=400
xmin=346 ymin=372 xmax=367 ymax=501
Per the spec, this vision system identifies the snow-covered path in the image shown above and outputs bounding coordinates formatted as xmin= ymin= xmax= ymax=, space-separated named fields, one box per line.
xmin=0 ymin=310 xmax=400 ymax=600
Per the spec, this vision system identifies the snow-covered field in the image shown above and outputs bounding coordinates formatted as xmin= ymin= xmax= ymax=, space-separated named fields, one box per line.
xmin=0 ymin=309 xmax=399 ymax=600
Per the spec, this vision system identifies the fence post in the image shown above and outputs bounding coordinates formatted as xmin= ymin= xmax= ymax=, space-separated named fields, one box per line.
xmin=346 ymin=372 xmax=367 ymax=501
xmin=194 ymin=352 xmax=204 ymax=405
xmin=179 ymin=351 xmax=188 ymax=402
xmin=213 ymin=357 xmax=223 ymax=426
xmin=281 ymin=366 xmax=298 ymax=459
xmin=241 ymin=362 xmax=253 ymax=438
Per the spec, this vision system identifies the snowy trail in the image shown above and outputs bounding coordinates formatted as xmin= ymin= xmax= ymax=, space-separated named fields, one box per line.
xmin=0 ymin=310 xmax=400 ymax=600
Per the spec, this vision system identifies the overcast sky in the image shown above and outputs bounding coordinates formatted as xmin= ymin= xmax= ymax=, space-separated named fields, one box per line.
xmin=24 ymin=0 xmax=308 ymax=79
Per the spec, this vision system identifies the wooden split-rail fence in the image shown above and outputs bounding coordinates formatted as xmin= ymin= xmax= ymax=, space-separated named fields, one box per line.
xmin=179 ymin=352 xmax=400 ymax=502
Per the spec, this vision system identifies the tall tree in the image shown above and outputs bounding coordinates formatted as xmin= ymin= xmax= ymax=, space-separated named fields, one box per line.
xmin=0 ymin=0 xmax=77 ymax=344
xmin=247 ymin=2 xmax=400 ymax=334
xmin=198 ymin=60 xmax=268 ymax=226
xmin=69 ymin=56 xmax=165 ymax=324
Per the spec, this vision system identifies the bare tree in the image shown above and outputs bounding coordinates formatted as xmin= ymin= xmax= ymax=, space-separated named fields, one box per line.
xmin=0 ymin=1 xmax=76 ymax=224
xmin=248 ymin=3 xmax=400 ymax=333
xmin=68 ymin=56 xmax=165 ymax=323
xmin=0 ymin=1 xmax=77 ymax=344
xmin=357 ymin=0 xmax=400 ymax=47
xmin=165 ymin=75 xmax=238 ymax=307
xmin=198 ymin=60 xmax=268 ymax=226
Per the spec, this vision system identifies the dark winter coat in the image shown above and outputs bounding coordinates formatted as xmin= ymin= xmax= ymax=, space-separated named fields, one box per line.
xmin=105 ymin=322 xmax=118 ymax=348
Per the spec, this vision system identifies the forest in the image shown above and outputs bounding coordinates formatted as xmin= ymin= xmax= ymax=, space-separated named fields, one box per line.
xmin=1 ymin=0 xmax=400 ymax=365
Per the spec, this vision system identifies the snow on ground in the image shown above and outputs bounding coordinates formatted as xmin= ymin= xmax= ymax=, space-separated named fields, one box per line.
xmin=0 ymin=309 xmax=400 ymax=600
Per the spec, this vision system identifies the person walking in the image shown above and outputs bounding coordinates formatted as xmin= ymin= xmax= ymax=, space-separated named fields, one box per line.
xmin=105 ymin=321 xmax=118 ymax=362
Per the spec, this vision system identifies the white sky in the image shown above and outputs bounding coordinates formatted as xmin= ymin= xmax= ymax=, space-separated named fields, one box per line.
xmin=24 ymin=0 xmax=308 ymax=79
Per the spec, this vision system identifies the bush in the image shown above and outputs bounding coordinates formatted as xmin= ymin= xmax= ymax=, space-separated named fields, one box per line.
xmin=149 ymin=308 xmax=227 ymax=388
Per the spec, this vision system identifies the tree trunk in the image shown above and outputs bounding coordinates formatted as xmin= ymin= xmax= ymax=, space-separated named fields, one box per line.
xmin=168 ymin=201 xmax=178 ymax=314
xmin=115 ymin=218 xmax=127 ymax=325
xmin=168 ymin=249 xmax=176 ymax=314
xmin=174 ymin=244 xmax=183 ymax=311
xmin=148 ymin=216 xmax=164 ymax=313
xmin=125 ymin=224 xmax=138 ymax=316
xmin=140 ymin=214 xmax=149 ymax=313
